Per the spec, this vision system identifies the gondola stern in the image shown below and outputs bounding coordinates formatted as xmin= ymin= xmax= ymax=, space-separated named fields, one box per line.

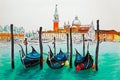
xmin=48 ymin=45 xmax=54 ymax=57
xmin=75 ymin=48 xmax=81 ymax=56
xmin=18 ymin=44 xmax=25 ymax=56
xmin=31 ymin=46 xmax=37 ymax=53
xmin=59 ymin=48 xmax=63 ymax=54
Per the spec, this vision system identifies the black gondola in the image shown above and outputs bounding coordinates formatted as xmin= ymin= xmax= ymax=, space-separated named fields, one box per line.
xmin=19 ymin=44 xmax=40 ymax=68
xmin=74 ymin=49 xmax=94 ymax=71
xmin=46 ymin=46 xmax=68 ymax=69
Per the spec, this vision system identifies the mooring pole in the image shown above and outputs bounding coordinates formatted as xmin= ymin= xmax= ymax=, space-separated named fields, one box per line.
xmin=39 ymin=27 xmax=43 ymax=69
xmin=23 ymin=38 xmax=28 ymax=55
xmin=69 ymin=28 xmax=72 ymax=68
xmin=82 ymin=34 xmax=85 ymax=56
xmin=26 ymin=39 xmax=28 ymax=55
xmin=24 ymin=38 xmax=28 ymax=55
xmin=66 ymin=33 xmax=69 ymax=54
xmin=53 ymin=37 xmax=56 ymax=55
xmin=95 ymin=20 xmax=100 ymax=71
xmin=10 ymin=24 xmax=15 ymax=69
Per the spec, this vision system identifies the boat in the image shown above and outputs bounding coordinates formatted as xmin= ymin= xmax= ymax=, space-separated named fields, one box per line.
xmin=46 ymin=46 xmax=68 ymax=69
xmin=19 ymin=44 xmax=40 ymax=68
xmin=42 ymin=39 xmax=53 ymax=43
xmin=28 ymin=39 xmax=39 ymax=43
xmin=56 ymin=38 xmax=66 ymax=42
xmin=74 ymin=49 xmax=94 ymax=71
xmin=73 ymin=39 xmax=82 ymax=44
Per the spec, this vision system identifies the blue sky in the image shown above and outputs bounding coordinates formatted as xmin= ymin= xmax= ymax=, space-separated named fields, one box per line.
xmin=0 ymin=0 xmax=120 ymax=32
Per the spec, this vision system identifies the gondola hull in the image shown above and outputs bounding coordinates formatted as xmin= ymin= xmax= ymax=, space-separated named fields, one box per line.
xmin=46 ymin=58 xmax=64 ymax=69
xmin=19 ymin=44 xmax=40 ymax=68
xmin=74 ymin=51 xmax=93 ymax=70
xmin=21 ymin=55 xmax=40 ymax=68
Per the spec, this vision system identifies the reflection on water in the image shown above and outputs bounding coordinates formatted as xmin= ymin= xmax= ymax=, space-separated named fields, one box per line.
xmin=0 ymin=42 xmax=120 ymax=80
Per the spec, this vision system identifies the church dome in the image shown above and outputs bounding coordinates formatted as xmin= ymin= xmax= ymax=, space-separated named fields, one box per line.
xmin=72 ymin=16 xmax=81 ymax=26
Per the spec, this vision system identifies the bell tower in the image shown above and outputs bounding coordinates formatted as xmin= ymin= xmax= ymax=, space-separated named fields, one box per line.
xmin=53 ymin=4 xmax=59 ymax=32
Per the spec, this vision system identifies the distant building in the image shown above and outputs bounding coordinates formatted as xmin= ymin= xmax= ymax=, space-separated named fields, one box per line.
xmin=64 ymin=16 xmax=91 ymax=33
xmin=0 ymin=25 xmax=24 ymax=41
xmin=95 ymin=30 xmax=120 ymax=41
xmin=41 ymin=5 xmax=120 ymax=41
xmin=53 ymin=4 xmax=59 ymax=32
xmin=52 ymin=5 xmax=94 ymax=40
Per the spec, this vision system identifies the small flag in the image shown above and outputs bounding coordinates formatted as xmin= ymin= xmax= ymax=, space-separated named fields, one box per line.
xmin=23 ymin=38 xmax=28 ymax=45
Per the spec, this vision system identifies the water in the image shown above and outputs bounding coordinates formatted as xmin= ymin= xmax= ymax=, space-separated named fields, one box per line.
xmin=0 ymin=41 xmax=120 ymax=80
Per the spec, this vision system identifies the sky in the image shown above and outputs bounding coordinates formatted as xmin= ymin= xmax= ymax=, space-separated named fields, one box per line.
xmin=0 ymin=0 xmax=120 ymax=32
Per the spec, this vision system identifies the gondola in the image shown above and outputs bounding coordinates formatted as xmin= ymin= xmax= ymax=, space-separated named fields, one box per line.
xmin=46 ymin=46 xmax=68 ymax=69
xmin=74 ymin=49 xmax=93 ymax=71
xmin=42 ymin=39 xmax=53 ymax=43
xmin=19 ymin=44 xmax=40 ymax=68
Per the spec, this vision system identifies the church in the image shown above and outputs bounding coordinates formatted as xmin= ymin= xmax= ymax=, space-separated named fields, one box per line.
xmin=53 ymin=5 xmax=93 ymax=33
xmin=52 ymin=4 xmax=95 ymax=40
xmin=45 ymin=4 xmax=120 ymax=41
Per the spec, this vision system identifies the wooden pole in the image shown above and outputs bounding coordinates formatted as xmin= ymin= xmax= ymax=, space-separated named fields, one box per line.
xmin=82 ymin=34 xmax=85 ymax=56
xmin=53 ymin=37 xmax=56 ymax=55
xmin=95 ymin=20 xmax=100 ymax=71
xmin=23 ymin=38 xmax=28 ymax=55
xmin=10 ymin=24 xmax=15 ymax=69
xmin=66 ymin=33 xmax=69 ymax=54
xmin=39 ymin=27 xmax=43 ymax=69
xmin=25 ymin=38 xmax=28 ymax=55
xmin=69 ymin=28 xmax=72 ymax=68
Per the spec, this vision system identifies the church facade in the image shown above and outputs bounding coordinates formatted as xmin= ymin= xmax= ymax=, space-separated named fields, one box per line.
xmin=45 ymin=4 xmax=120 ymax=41
xmin=52 ymin=5 xmax=95 ymax=40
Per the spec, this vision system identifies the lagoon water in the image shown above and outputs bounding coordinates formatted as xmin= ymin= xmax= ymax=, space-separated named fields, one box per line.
xmin=0 ymin=41 xmax=120 ymax=80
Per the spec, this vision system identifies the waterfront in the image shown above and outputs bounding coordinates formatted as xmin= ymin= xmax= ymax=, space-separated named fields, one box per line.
xmin=0 ymin=41 xmax=120 ymax=80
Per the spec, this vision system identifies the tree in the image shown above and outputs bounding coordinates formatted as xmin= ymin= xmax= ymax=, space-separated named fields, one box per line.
xmin=0 ymin=25 xmax=3 ymax=32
